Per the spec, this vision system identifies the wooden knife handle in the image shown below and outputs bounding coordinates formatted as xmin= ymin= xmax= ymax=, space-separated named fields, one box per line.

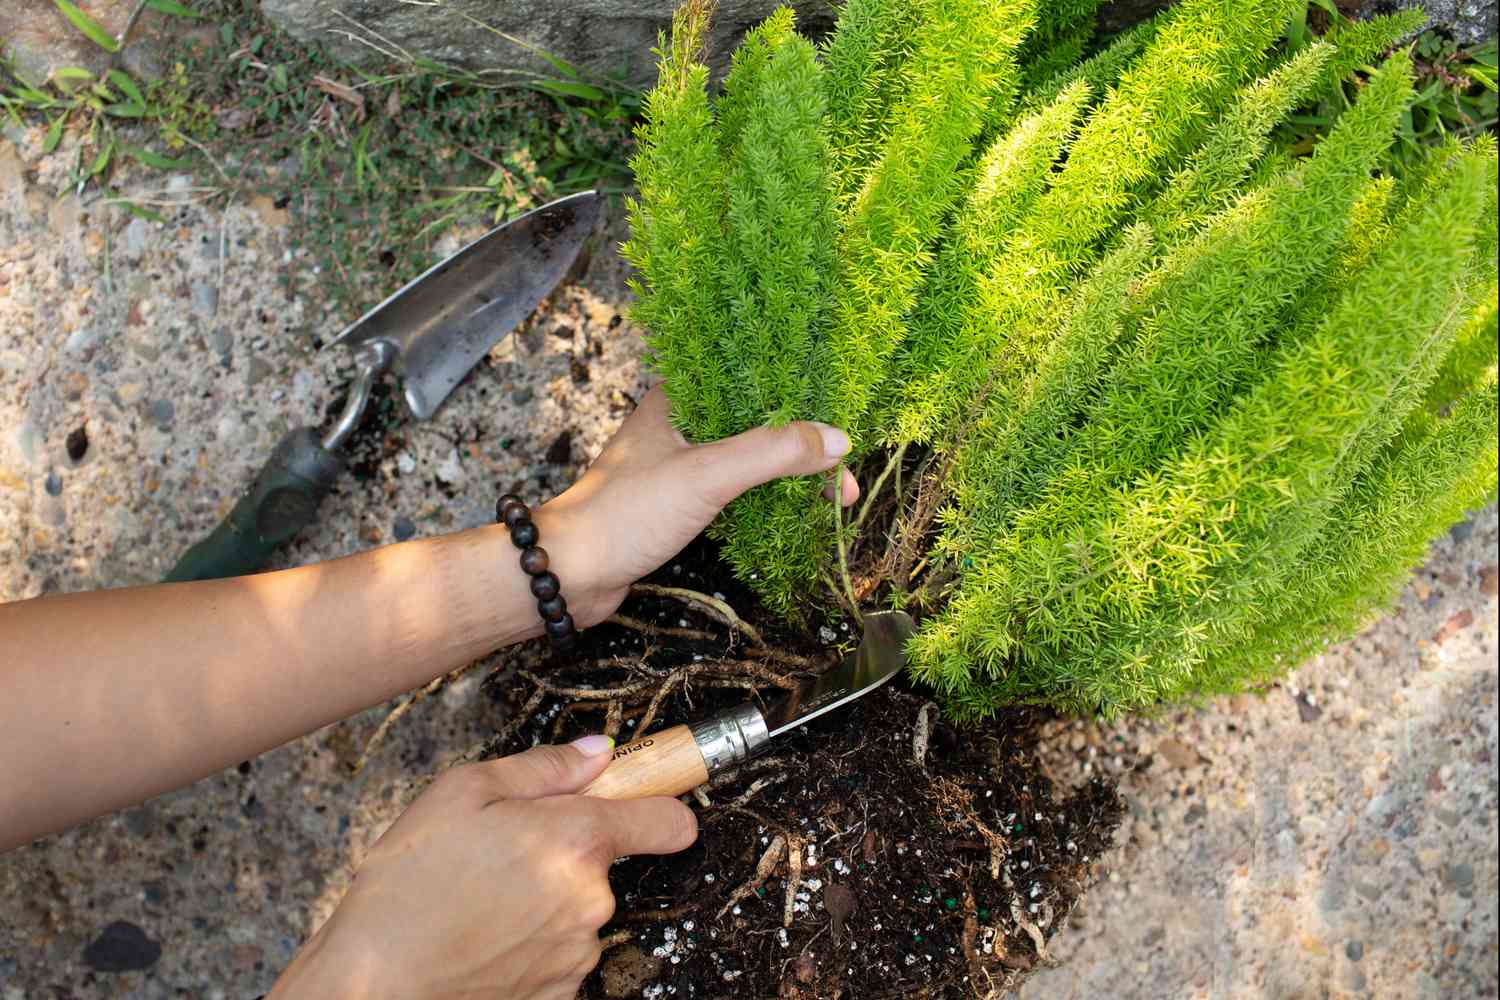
xmin=581 ymin=725 xmax=708 ymax=801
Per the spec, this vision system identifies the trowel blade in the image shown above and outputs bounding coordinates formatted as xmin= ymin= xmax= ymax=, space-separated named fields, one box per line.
xmin=328 ymin=190 xmax=602 ymax=420
xmin=763 ymin=610 xmax=915 ymax=738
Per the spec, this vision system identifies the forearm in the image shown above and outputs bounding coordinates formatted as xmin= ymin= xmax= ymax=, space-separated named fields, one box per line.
xmin=0 ymin=517 xmax=556 ymax=851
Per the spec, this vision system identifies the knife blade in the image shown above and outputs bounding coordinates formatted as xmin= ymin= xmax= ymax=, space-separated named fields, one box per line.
xmin=581 ymin=610 xmax=916 ymax=801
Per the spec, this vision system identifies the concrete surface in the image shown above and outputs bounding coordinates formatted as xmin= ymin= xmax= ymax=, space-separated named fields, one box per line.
xmin=1 ymin=112 xmax=1498 ymax=1000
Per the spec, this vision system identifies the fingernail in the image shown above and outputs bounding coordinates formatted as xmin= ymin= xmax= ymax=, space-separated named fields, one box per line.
xmin=570 ymin=734 xmax=615 ymax=757
xmin=815 ymin=424 xmax=850 ymax=460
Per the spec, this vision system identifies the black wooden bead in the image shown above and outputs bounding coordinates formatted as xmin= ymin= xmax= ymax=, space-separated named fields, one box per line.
xmin=550 ymin=633 xmax=578 ymax=656
xmin=501 ymin=501 xmax=530 ymax=529
xmin=495 ymin=494 xmax=523 ymax=521
xmin=509 ymin=519 xmax=539 ymax=548
xmin=519 ymin=546 xmax=549 ymax=575
xmin=530 ymin=572 xmax=560 ymax=601
xmin=537 ymin=594 xmax=567 ymax=622
xmin=544 ymin=612 xmax=575 ymax=640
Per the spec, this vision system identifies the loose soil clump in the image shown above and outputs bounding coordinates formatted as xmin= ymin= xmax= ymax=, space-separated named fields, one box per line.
xmin=482 ymin=537 xmax=1122 ymax=999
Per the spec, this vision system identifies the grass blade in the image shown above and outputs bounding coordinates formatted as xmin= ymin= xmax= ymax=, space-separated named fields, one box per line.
xmin=144 ymin=0 xmax=203 ymax=17
xmin=52 ymin=0 xmax=121 ymax=53
xmin=44 ymin=114 xmax=66 ymax=153
xmin=106 ymin=69 xmax=144 ymax=106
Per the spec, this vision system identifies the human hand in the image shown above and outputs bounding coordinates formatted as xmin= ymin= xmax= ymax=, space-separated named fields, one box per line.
xmin=269 ymin=736 xmax=695 ymax=1000
xmin=534 ymin=384 xmax=859 ymax=628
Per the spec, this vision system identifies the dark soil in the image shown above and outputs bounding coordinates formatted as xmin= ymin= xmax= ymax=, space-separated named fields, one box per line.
xmin=482 ymin=535 xmax=1122 ymax=999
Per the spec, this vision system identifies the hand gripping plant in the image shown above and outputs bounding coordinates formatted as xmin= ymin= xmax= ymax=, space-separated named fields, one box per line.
xmin=625 ymin=0 xmax=1500 ymax=720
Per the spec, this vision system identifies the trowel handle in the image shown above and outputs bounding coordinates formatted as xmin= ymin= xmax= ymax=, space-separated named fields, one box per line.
xmin=582 ymin=704 xmax=770 ymax=800
xmin=164 ymin=427 xmax=345 ymax=583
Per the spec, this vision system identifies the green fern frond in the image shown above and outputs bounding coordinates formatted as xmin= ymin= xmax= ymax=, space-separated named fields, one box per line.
xmin=889 ymin=80 xmax=1092 ymax=444
xmin=621 ymin=0 xmax=732 ymax=440
xmin=1144 ymin=41 xmax=1334 ymax=241
xmin=828 ymin=0 xmax=1036 ymax=447
xmin=820 ymin=0 xmax=931 ymax=207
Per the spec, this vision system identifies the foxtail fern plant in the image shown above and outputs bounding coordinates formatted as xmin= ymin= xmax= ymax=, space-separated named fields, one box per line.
xmin=625 ymin=0 xmax=1500 ymax=718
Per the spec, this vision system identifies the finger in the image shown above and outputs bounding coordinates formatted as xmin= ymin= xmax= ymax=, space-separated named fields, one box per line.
xmin=474 ymin=736 xmax=616 ymax=802
xmin=820 ymin=466 xmax=861 ymax=507
xmin=691 ymin=421 xmax=851 ymax=507
xmin=587 ymin=796 xmax=699 ymax=861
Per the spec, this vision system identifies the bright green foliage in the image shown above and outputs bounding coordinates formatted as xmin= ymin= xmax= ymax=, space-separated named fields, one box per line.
xmin=885 ymin=81 xmax=1092 ymax=443
xmin=1016 ymin=0 xmax=1104 ymax=93
xmin=712 ymin=11 xmax=843 ymax=605
xmin=1020 ymin=17 xmax=1160 ymax=113
xmin=913 ymin=148 xmax=1494 ymax=717
xmin=1321 ymin=10 xmax=1429 ymax=88
xmin=892 ymin=0 xmax=1303 ymax=449
xmin=622 ymin=1 xmax=734 ymax=440
xmin=827 ymin=0 xmax=1035 ymax=445
xmin=1422 ymin=290 xmax=1499 ymax=416
xmin=820 ymin=0 xmax=929 ymax=206
xmin=1143 ymin=42 xmax=1333 ymax=241
xmin=958 ymin=54 xmax=1415 ymax=549
xmin=1204 ymin=369 xmax=1498 ymax=690
xmin=717 ymin=13 xmax=838 ymax=429
xmin=629 ymin=0 xmax=1499 ymax=712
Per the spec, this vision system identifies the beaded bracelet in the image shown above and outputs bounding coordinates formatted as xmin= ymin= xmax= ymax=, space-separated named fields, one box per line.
xmin=496 ymin=493 xmax=577 ymax=653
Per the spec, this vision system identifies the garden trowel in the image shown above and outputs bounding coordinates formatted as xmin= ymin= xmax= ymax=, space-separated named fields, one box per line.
xmin=582 ymin=609 xmax=916 ymax=800
xmin=165 ymin=191 xmax=602 ymax=583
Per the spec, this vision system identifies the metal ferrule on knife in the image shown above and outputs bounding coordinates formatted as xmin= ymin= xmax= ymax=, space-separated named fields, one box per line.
xmin=689 ymin=703 xmax=771 ymax=774
xmin=579 ymin=610 xmax=915 ymax=802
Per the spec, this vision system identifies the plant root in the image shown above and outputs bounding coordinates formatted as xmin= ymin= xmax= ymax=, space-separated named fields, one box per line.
xmin=356 ymin=659 xmax=484 ymax=773
xmin=929 ymin=775 xmax=1009 ymax=879
xmin=635 ymin=668 xmax=688 ymax=736
xmin=783 ymin=832 xmax=804 ymax=928
xmin=912 ymin=701 xmax=938 ymax=767
xmin=607 ymin=612 xmax=719 ymax=644
xmin=631 ymin=583 xmax=766 ymax=647
xmin=598 ymin=928 xmax=636 ymax=950
xmin=603 ymin=699 xmax=624 ymax=742
xmin=720 ymin=774 xmax=788 ymax=809
xmin=619 ymin=902 xmax=700 ymax=924
xmin=707 ymin=755 xmax=788 ymax=790
xmin=717 ymin=833 xmax=786 ymax=920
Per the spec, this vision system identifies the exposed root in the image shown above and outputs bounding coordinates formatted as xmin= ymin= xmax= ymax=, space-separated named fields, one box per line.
xmin=603 ymin=700 xmax=624 ymax=742
xmin=607 ymin=612 xmax=718 ymax=644
xmin=619 ymin=902 xmax=699 ymax=924
xmin=610 ymin=609 xmax=816 ymax=669
xmin=929 ymin=775 xmax=1009 ymax=879
xmin=635 ymin=668 xmax=688 ymax=736
xmin=783 ymin=832 xmax=804 ymax=928
xmin=717 ymin=834 xmax=786 ymax=920
xmin=721 ymin=774 xmax=788 ymax=809
xmin=631 ymin=583 xmax=766 ymax=647
xmin=912 ymin=701 xmax=938 ymax=768
xmin=518 ymin=670 xmax=662 ymax=701
xmin=599 ymin=928 xmax=635 ymax=950
xmin=691 ymin=785 xmax=713 ymax=808
xmin=707 ymin=755 xmax=788 ymax=790
xmin=356 ymin=660 xmax=484 ymax=774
